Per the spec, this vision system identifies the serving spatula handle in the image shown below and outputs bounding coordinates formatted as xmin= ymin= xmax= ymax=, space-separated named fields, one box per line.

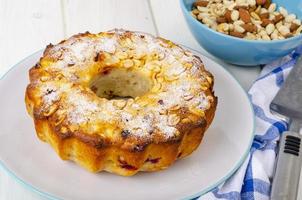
xmin=271 ymin=131 xmax=302 ymax=200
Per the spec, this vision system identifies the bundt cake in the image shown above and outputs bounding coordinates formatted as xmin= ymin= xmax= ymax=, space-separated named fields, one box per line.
xmin=25 ymin=29 xmax=217 ymax=176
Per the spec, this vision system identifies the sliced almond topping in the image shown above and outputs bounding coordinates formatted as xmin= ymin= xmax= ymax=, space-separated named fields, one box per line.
xmin=165 ymin=75 xmax=179 ymax=81
xmin=44 ymin=104 xmax=58 ymax=117
xmin=133 ymin=59 xmax=141 ymax=68
xmin=69 ymin=125 xmax=78 ymax=132
xmin=181 ymin=118 xmax=192 ymax=123
xmin=123 ymin=59 xmax=134 ymax=68
xmin=146 ymin=61 xmax=161 ymax=72
xmin=55 ymin=73 xmax=64 ymax=81
xmin=151 ymin=82 xmax=162 ymax=93
xmin=206 ymin=76 xmax=213 ymax=84
xmin=207 ymin=95 xmax=214 ymax=103
xmin=54 ymin=114 xmax=66 ymax=126
xmin=159 ymin=109 xmax=167 ymax=115
xmin=158 ymin=52 xmax=166 ymax=60
xmin=153 ymin=65 xmax=161 ymax=73
xmin=183 ymin=93 xmax=194 ymax=101
xmin=60 ymin=126 xmax=68 ymax=134
xmin=113 ymin=100 xmax=127 ymax=109
xmin=170 ymin=104 xmax=181 ymax=111
xmin=189 ymin=107 xmax=205 ymax=117
xmin=40 ymin=76 xmax=48 ymax=82
xmin=168 ymin=114 xmax=180 ymax=126
xmin=184 ymin=62 xmax=193 ymax=69
xmin=126 ymin=98 xmax=134 ymax=106
xmin=116 ymin=51 xmax=128 ymax=59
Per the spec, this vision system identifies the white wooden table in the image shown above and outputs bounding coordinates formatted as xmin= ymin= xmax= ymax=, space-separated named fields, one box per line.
xmin=0 ymin=0 xmax=264 ymax=199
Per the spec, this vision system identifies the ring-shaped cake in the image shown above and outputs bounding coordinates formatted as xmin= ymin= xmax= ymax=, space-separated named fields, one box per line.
xmin=25 ymin=30 xmax=217 ymax=176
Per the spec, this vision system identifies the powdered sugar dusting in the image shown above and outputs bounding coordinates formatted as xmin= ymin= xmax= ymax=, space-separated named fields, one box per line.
xmin=96 ymin=37 xmax=117 ymax=53
xmin=125 ymin=113 xmax=154 ymax=137
xmin=66 ymin=91 xmax=99 ymax=124
xmin=119 ymin=110 xmax=178 ymax=138
xmin=43 ymin=90 xmax=59 ymax=105
xmin=70 ymin=41 xmax=90 ymax=61
xmin=37 ymin=29 xmax=213 ymax=140
xmin=40 ymin=84 xmax=60 ymax=108
xmin=165 ymin=62 xmax=185 ymax=77
xmin=158 ymin=80 xmax=192 ymax=109
xmin=155 ymin=115 xmax=178 ymax=138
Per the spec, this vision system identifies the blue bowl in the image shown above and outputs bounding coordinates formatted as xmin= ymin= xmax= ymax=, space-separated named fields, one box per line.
xmin=180 ymin=0 xmax=302 ymax=65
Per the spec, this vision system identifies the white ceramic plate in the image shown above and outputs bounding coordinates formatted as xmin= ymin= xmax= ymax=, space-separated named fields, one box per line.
xmin=0 ymin=49 xmax=254 ymax=200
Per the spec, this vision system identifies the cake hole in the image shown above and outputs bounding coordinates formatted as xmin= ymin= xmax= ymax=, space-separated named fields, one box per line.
xmin=89 ymin=68 xmax=152 ymax=100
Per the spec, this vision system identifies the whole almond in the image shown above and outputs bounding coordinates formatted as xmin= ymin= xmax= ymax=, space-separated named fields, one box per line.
xmin=230 ymin=31 xmax=245 ymax=38
xmin=241 ymin=24 xmax=257 ymax=32
xmin=273 ymin=14 xmax=284 ymax=24
xmin=261 ymin=18 xmax=272 ymax=27
xmin=290 ymin=23 xmax=299 ymax=32
xmin=256 ymin=0 xmax=266 ymax=5
xmin=234 ymin=5 xmax=248 ymax=10
xmin=260 ymin=12 xmax=269 ymax=19
xmin=216 ymin=17 xmax=227 ymax=23
xmin=194 ymin=0 xmax=209 ymax=7
xmin=224 ymin=10 xmax=232 ymax=23
xmin=239 ymin=8 xmax=251 ymax=23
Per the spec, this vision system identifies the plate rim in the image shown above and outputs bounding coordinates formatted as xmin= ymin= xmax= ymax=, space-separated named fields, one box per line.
xmin=0 ymin=48 xmax=255 ymax=200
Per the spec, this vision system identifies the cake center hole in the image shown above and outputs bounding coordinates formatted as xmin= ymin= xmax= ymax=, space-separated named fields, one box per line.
xmin=89 ymin=68 xmax=153 ymax=100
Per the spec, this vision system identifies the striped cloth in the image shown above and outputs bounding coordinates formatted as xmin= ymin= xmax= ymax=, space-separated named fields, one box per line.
xmin=199 ymin=46 xmax=302 ymax=200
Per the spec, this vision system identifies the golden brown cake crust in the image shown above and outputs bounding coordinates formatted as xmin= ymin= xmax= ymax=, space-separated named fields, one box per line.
xmin=25 ymin=29 xmax=217 ymax=176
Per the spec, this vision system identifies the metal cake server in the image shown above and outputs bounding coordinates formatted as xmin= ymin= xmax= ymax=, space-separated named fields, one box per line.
xmin=270 ymin=56 xmax=302 ymax=200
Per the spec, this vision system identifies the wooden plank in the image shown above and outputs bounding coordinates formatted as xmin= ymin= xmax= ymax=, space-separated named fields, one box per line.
xmin=0 ymin=0 xmax=65 ymax=77
xmin=0 ymin=0 xmax=64 ymax=199
xmin=149 ymin=0 xmax=206 ymax=53
xmin=63 ymin=0 xmax=156 ymax=37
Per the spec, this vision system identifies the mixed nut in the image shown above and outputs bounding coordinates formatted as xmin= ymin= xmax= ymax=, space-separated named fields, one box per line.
xmin=191 ymin=0 xmax=302 ymax=40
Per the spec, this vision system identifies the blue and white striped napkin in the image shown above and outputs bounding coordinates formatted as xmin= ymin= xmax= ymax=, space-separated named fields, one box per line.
xmin=199 ymin=46 xmax=302 ymax=200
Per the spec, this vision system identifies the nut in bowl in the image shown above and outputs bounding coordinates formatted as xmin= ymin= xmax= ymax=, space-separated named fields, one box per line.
xmin=180 ymin=0 xmax=302 ymax=65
